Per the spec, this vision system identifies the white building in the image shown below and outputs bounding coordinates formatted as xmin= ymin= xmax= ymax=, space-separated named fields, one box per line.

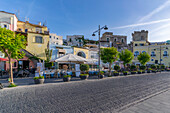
xmin=66 ymin=35 xmax=84 ymax=47
xmin=0 ymin=11 xmax=18 ymax=31
xmin=49 ymin=33 xmax=63 ymax=45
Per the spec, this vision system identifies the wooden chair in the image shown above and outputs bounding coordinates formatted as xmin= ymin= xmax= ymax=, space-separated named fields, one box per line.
xmin=46 ymin=74 xmax=50 ymax=79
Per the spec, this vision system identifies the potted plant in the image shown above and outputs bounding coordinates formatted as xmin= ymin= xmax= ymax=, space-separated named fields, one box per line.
xmin=113 ymin=71 xmax=119 ymax=76
xmin=147 ymin=68 xmax=152 ymax=73
xmin=63 ymin=75 xmax=71 ymax=82
xmin=114 ymin=65 xmax=120 ymax=71
xmin=123 ymin=71 xmax=128 ymax=75
xmin=138 ymin=70 xmax=142 ymax=74
xmin=34 ymin=75 xmax=45 ymax=84
xmin=80 ymin=74 xmax=89 ymax=80
xmin=131 ymin=71 xmax=137 ymax=74
xmin=152 ymin=69 xmax=157 ymax=73
xmin=142 ymin=70 xmax=145 ymax=73
xmin=98 ymin=71 xmax=105 ymax=78
xmin=80 ymin=64 xmax=89 ymax=80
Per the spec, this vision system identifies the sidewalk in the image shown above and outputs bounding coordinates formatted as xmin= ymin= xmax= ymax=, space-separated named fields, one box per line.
xmin=120 ymin=90 xmax=170 ymax=113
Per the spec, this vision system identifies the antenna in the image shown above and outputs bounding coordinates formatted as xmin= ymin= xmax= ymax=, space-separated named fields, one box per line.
xmin=43 ymin=20 xmax=47 ymax=26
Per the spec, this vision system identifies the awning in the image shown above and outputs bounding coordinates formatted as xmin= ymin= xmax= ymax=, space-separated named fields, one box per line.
xmin=0 ymin=58 xmax=8 ymax=61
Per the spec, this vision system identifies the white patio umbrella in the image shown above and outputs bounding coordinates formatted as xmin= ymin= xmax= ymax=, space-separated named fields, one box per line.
xmin=86 ymin=59 xmax=98 ymax=70
xmin=55 ymin=54 xmax=87 ymax=71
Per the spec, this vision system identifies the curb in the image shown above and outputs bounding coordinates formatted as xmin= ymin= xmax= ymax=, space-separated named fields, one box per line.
xmin=116 ymin=88 xmax=170 ymax=112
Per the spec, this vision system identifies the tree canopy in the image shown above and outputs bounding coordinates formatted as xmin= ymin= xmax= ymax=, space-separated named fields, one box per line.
xmin=137 ymin=52 xmax=150 ymax=65
xmin=119 ymin=49 xmax=134 ymax=67
xmin=101 ymin=47 xmax=118 ymax=76
xmin=100 ymin=47 xmax=118 ymax=64
xmin=0 ymin=27 xmax=26 ymax=84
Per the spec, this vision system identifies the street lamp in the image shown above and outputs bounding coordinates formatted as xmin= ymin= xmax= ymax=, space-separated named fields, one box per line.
xmin=92 ymin=25 xmax=108 ymax=76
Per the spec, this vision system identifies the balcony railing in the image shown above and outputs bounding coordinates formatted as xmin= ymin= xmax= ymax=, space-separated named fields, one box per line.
xmin=150 ymin=54 xmax=156 ymax=57
xmin=163 ymin=54 xmax=169 ymax=56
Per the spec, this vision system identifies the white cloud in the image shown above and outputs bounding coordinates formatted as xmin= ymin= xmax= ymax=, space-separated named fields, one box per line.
xmin=111 ymin=18 xmax=170 ymax=29
xmin=138 ymin=0 xmax=170 ymax=22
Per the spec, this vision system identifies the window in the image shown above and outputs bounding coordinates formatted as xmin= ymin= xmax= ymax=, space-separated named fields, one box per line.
xmin=79 ymin=39 xmax=81 ymax=42
xmin=151 ymin=59 xmax=154 ymax=61
xmin=54 ymin=36 xmax=55 ymax=39
xmin=36 ymin=27 xmax=42 ymax=33
xmin=50 ymin=36 xmax=51 ymax=38
xmin=91 ymin=55 xmax=94 ymax=58
xmin=142 ymin=51 xmax=146 ymax=53
xmin=57 ymin=38 xmax=58 ymax=40
xmin=4 ymin=24 xmax=7 ymax=28
xmin=107 ymin=38 xmax=109 ymax=42
xmin=14 ymin=62 xmax=17 ymax=67
xmin=163 ymin=51 xmax=168 ymax=56
xmin=141 ymin=36 xmax=144 ymax=40
xmin=121 ymin=39 xmax=124 ymax=43
xmin=35 ymin=36 xmax=43 ymax=43
xmin=25 ymin=29 xmax=28 ymax=32
xmin=140 ymin=43 xmax=144 ymax=46
xmin=69 ymin=38 xmax=72 ymax=42
xmin=56 ymin=43 xmax=58 ymax=45
xmin=151 ymin=51 xmax=156 ymax=56
xmin=114 ymin=38 xmax=117 ymax=42
xmin=161 ymin=59 xmax=163 ymax=61
xmin=135 ymin=44 xmax=138 ymax=46
xmin=134 ymin=51 xmax=139 ymax=56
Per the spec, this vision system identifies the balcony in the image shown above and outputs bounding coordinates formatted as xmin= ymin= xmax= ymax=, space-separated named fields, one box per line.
xmin=44 ymin=31 xmax=49 ymax=35
xmin=163 ymin=54 xmax=169 ymax=57
xmin=150 ymin=54 xmax=156 ymax=57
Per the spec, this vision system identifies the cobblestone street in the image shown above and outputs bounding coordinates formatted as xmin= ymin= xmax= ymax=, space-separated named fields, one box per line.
xmin=0 ymin=72 xmax=170 ymax=113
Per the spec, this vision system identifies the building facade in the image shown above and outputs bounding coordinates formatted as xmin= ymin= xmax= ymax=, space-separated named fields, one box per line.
xmin=66 ymin=35 xmax=84 ymax=47
xmin=49 ymin=33 xmax=63 ymax=45
xmin=132 ymin=30 xmax=170 ymax=67
xmin=0 ymin=11 xmax=18 ymax=31
xmin=100 ymin=32 xmax=128 ymax=52
xmin=17 ymin=21 xmax=49 ymax=60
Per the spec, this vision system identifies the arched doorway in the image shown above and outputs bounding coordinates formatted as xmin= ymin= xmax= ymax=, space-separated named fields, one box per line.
xmin=77 ymin=51 xmax=86 ymax=58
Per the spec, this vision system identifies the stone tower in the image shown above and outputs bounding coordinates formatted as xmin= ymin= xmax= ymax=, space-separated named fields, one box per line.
xmin=132 ymin=30 xmax=148 ymax=41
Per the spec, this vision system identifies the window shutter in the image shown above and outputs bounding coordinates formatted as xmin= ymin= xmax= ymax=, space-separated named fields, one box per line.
xmin=33 ymin=37 xmax=35 ymax=42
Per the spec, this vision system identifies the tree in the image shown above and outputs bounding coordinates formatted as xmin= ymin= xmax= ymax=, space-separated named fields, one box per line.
xmin=80 ymin=64 xmax=89 ymax=73
xmin=119 ymin=49 xmax=134 ymax=69
xmin=100 ymin=47 xmax=118 ymax=76
xmin=137 ymin=52 xmax=150 ymax=66
xmin=45 ymin=48 xmax=52 ymax=62
xmin=0 ymin=27 xmax=26 ymax=84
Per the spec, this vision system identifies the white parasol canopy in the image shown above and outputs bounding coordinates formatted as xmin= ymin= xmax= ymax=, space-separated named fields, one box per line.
xmin=55 ymin=54 xmax=87 ymax=63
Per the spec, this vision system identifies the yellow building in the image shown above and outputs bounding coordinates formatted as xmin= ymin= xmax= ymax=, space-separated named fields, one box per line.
xmin=17 ymin=21 xmax=49 ymax=60
xmin=73 ymin=47 xmax=89 ymax=59
xmin=132 ymin=30 xmax=170 ymax=67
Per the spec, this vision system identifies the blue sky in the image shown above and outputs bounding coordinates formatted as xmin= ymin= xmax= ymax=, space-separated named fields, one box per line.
xmin=1 ymin=0 xmax=170 ymax=43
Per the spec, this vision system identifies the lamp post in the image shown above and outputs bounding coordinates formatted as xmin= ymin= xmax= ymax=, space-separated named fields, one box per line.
xmin=92 ymin=25 xmax=108 ymax=75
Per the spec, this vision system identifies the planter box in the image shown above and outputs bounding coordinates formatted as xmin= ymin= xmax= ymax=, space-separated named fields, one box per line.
xmin=98 ymin=74 xmax=104 ymax=79
xmin=152 ymin=70 xmax=157 ymax=73
xmin=131 ymin=72 xmax=136 ymax=74
xmin=80 ymin=75 xmax=89 ymax=80
xmin=123 ymin=73 xmax=128 ymax=76
xmin=34 ymin=79 xmax=45 ymax=84
xmin=63 ymin=77 xmax=71 ymax=82
xmin=142 ymin=71 xmax=145 ymax=73
xmin=113 ymin=73 xmax=119 ymax=76
xmin=147 ymin=70 xmax=151 ymax=73
xmin=138 ymin=72 xmax=142 ymax=74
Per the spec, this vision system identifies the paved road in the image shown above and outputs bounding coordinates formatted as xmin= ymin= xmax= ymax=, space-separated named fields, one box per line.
xmin=0 ymin=72 xmax=170 ymax=113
